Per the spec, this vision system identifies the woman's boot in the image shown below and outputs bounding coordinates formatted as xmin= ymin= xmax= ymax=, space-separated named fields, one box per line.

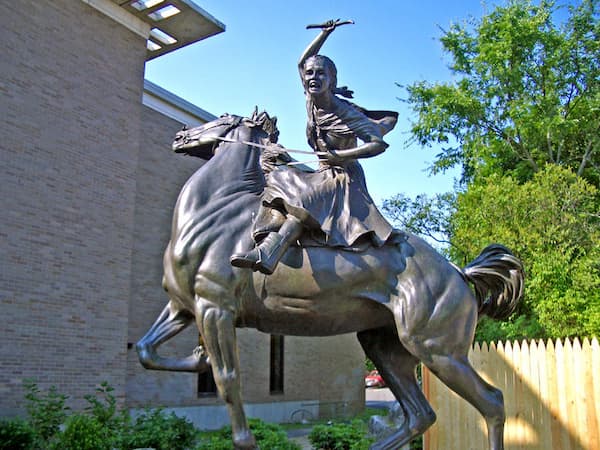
xmin=230 ymin=216 xmax=303 ymax=275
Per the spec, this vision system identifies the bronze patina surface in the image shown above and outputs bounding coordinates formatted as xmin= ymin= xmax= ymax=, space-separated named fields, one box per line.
xmin=137 ymin=21 xmax=524 ymax=450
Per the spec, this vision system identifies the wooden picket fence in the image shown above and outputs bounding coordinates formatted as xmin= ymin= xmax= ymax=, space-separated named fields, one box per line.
xmin=422 ymin=338 xmax=600 ymax=450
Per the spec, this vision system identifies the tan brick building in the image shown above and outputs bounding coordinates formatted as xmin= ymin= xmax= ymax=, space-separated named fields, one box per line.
xmin=1 ymin=0 xmax=364 ymax=428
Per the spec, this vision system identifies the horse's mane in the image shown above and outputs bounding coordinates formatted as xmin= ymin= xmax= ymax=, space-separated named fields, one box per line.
xmin=248 ymin=108 xmax=279 ymax=143
xmin=180 ymin=109 xmax=280 ymax=202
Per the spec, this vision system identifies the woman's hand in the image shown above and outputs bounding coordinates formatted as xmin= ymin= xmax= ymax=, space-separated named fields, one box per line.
xmin=324 ymin=139 xmax=389 ymax=165
xmin=263 ymin=143 xmax=291 ymax=163
xmin=323 ymin=19 xmax=339 ymax=32
xmin=306 ymin=19 xmax=354 ymax=32
xmin=324 ymin=150 xmax=346 ymax=166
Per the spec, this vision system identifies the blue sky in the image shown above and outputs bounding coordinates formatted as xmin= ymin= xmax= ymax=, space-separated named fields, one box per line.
xmin=145 ymin=0 xmax=499 ymax=204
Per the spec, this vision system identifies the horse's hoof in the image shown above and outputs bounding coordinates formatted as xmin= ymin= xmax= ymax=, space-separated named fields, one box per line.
xmin=193 ymin=345 xmax=210 ymax=361
xmin=233 ymin=431 xmax=257 ymax=449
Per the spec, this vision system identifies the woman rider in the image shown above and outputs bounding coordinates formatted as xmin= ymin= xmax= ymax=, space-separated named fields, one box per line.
xmin=231 ymin=19 xmax=398 ymax=275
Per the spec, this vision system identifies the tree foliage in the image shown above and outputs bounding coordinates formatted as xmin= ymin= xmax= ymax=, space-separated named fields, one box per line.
xmin=404 ymin=0 xmax=599 ymax=186
xmin=381 ymin=192 xmax=455 ymax=249
xmin=388 ymin=1 xmax=600 ymax=341
xmin=451 ymin=165 xmax=599 ymax=340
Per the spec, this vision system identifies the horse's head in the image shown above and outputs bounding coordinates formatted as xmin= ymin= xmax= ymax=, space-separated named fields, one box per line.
xmin=173 ymin=114 xmax=243 ymax=159
xmin=172 ymin=111 xmax=279 ymax=160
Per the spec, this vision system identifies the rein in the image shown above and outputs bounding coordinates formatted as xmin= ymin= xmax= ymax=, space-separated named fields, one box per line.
xmin=215 ymin=136 xmax=326 ymax=157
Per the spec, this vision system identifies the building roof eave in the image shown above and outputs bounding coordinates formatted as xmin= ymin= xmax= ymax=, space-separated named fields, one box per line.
xmin=110 ymin=0 xmax=225 ymax=60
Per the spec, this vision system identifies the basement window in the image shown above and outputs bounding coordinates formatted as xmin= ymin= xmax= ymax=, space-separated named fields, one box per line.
xmin=197 ymin=334 xmax=217 ymax=397
xmin=270 ymin=335 xmax=284 ymax=394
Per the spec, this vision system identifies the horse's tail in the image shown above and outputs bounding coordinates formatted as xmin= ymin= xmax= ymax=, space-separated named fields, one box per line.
xmin=461 ymin=244 xmax=524 ymax=320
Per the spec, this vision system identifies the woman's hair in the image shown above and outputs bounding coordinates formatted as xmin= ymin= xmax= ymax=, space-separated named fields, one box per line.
xmin=303 ymin=55 xmax=353 ymax=98
xmin=304 ymin=54 xmax=337 ymax=92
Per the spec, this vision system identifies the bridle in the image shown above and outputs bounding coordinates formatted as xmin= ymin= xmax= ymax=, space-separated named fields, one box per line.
xmin=183 ymin=115 xmax=325 ymax=165
xmin=181 ymin=114 xmax=243 ymax=146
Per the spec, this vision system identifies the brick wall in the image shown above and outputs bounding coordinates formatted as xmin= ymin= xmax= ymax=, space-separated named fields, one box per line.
xmin=0 ymin=0 xmax=146 ymax=413
xmin=125 ymin=106 xmax=204 ymax=407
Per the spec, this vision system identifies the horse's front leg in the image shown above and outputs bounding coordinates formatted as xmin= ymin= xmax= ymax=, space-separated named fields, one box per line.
xmin=196 ymin=297 xmax=255 ymax=449
xmin=137 ymin=300 xmax=210 ymax=372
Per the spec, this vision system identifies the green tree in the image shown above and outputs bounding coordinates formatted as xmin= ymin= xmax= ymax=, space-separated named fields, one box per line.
xmin=450 ymin=165 xmax=599 ymax=340
xmin=382 ymin=192 xmax=456 ymax=251
xmin=403 ymin=0 xmax=599 ymax=186
xmin=385 ymin=166 xmax=599 ymax=341
xmin=386 ymin=1 xmax=600 ymax=341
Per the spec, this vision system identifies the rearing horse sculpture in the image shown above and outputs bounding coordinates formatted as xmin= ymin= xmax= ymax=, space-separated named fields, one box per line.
xmin=136 ymin=111 xmax=524 ymax=450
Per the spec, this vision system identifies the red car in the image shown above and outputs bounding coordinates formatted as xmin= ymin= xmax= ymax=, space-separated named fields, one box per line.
xmin=365 ymin=370 xmax=385 ymax=388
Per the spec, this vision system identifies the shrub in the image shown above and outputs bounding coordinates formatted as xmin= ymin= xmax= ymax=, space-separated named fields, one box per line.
xmin=126 ymin=409 xmax=197 ymax=450
xmin=0 ymin=418 xmax=35 ymax=450
xmin=196 ymin=418 xmax=300 ymax=450
xmin=411 ymin=435 xmax=423 ymax=450
xmin=84 ymin=382 xmax=118 ymax=427
xmin=308 ymin=420 xmax=374 ymax=450
xmin=23 ymin=379 xmax=70 ymax=447
xmin=8 ymin=381 xmax=221 ymax=450
xmin=82 ymin=381 xmax=131 ymax=448
xmin=49 ymin=414 xmax=111 ymax=450
xmin=195 ymin=435 xmax=234 ymax=450
xmin=248 ymin=418 xmax=300 ymax=450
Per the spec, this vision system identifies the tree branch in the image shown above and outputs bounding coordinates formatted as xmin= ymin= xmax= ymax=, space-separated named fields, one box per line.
xmin=577 ymin=139 xmax=596 ymax=177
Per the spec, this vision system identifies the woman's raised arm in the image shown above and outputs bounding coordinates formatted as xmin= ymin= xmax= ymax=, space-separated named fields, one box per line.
xmin=298 ymin=19 xmax=353 ymax=76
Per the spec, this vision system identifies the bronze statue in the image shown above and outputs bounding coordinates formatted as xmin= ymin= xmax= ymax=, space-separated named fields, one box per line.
xmin=231 ymin=20 xmax=399 ymax=274
xmin=136 ymin=21 xmax=524 ymax=450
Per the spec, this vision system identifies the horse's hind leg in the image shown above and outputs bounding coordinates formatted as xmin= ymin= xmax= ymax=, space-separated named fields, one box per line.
xmin=136 ymin=300 xmax=210 ymax=372
xmin=196 ymin=296 xmax=256 ymax=449
xmin=358 ymin=327 xmax=436 ymax=450
xmin=395 ymin=289 xmax=505 ymax=450
xmin=421 ymin=353 xmax=505 ymax=450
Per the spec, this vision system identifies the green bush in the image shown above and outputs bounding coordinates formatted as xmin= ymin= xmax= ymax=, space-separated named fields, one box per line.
xmin=308 ymin=419 xmax=374 ymax=450
xmin=9 ymin=382 xmax=310 ymax=450
xmin=49 ymin=414 xmax=111 ymax=450
xmin=248 ymin=418 xmax=297 ymax=448
xmin=6 ymin=381 xmax=208 ymax=450
xmin=84 ymin=382 xmax=119 ymax=427
xmin=0 ymin=418 xmax=35 ymax=450
xmin=411 ymin=435 xmax=423 ymax=450
xmin=81 ymin=381 xmax=131 ymax=449
xmin=126 ymin=409 xmax=197 ymax=450
xmin=23 ymin=379 xmax=70 ymax=446
xmin=196 ymin=418 xmax=300 ymax=450
xmin=195 ymin=435 xmax=234 ymax=450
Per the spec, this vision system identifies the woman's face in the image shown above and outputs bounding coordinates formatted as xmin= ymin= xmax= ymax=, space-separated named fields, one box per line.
xmin=303 ymin=58 xmax=332 ymax=96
